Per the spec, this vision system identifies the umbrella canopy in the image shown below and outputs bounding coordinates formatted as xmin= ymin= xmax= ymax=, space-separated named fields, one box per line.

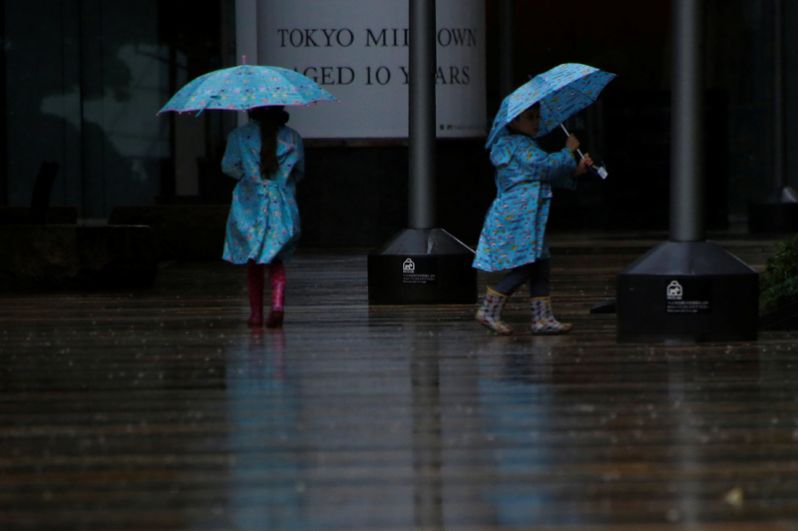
xmin=157 ymin=65 xmax=336 ymax=115
xmin=486 ymin=63 xmax=616 ymax=148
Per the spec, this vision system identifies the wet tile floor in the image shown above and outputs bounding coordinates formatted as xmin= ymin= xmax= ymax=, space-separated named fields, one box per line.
xmin=2 ymin=234 xmax=798 ymax=529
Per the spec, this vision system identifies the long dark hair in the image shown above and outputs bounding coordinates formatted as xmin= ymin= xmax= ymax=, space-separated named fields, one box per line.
xmin=247 ymin=106 xmax=289 ymax=179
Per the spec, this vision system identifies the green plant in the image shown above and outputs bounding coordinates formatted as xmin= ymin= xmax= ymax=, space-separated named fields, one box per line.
xmin=760 ymin=234 xmax=798 ymax=313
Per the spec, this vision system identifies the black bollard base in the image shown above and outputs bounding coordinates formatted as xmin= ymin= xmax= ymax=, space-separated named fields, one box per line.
xmin=368 ymin=228 xmax=477 ymax=304
xmin=617 ymin=241 xmax=759 ymax=342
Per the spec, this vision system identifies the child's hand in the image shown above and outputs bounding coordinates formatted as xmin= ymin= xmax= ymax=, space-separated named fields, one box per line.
xmin=576 ymin=153 xmax=594 ymax=175
xmin=566 ymin=134 xmax=581 ymax=152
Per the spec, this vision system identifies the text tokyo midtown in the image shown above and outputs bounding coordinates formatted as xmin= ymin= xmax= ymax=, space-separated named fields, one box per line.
xmin=277 ymin=27 xmax=478 ymax=48
xmin=277 ymin=27 xmax=478 ymax=87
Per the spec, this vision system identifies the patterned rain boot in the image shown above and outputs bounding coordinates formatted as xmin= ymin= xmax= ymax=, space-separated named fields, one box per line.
xmin=266 ymin=261 xmax=286 ymax=328
xmin=475 ymin=287 xmax=513 ymax=335
xmin=530 ymin=296 xmax=572 ymax=335
xmin=247 ymin=262 xmax=265 ymax=327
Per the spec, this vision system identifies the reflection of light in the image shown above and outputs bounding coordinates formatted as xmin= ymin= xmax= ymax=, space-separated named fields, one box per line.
xmin=477 ymin=343 xmax=564 ymax=526
xmin=39 ymin=43 xmax=175 ymax=159
xmin=667 ymin=360 xmax=700 ymax=527
xmin=224 ymin=329 xmax=302 ymax=529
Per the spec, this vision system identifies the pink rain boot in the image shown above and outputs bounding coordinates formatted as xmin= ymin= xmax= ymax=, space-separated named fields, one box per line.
xmin=247 ymin=261 xmax=265 ymax=327
xmin=266 ymin=261 xmax=286 ymax=328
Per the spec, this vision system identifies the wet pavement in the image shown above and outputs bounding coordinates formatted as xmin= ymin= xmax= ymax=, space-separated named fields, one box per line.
xmin=2 ymin=233 xmax=798 ymax=529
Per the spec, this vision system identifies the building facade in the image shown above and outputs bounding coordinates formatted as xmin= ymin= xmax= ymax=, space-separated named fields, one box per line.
xmin=1 ymin=1 xmax=795 ymax=246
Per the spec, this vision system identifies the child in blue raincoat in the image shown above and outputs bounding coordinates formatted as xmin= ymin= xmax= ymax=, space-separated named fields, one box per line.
xmin=474 ymin=103 xmax=592 ymax=335
xmin=222 ymin=105 xmax=303 ymax=328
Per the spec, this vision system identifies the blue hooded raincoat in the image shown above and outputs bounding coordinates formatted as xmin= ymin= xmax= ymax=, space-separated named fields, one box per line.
xmin=221 ymin=122 xmax=304 ymax=265
xmin=473 ymin=133 xmax=577 ymax=272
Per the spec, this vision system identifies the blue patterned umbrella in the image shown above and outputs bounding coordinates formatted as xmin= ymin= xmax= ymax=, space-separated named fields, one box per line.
xmin=157 ymin=65 xmax=336 ymax=115
xmin=486 ymin=63 xmax=615 ymax=148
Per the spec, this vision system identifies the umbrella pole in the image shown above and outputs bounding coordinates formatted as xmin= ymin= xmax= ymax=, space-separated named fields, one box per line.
xmin=560 ymin=123 xmax=608 ymax=179
xmin=559 ymin=124 xmax=587 ymax=161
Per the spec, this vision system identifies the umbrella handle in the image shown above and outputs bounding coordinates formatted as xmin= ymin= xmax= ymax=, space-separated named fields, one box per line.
xmin=560 ymin=124 xmax=608 ymax=180
xmin=559 ymin=124 xmax=586 ymax=159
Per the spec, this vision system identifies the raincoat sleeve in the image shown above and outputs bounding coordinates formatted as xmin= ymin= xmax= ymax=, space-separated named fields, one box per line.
xmin=516 ymin=144 xmax=577 ymax=184
xmin=549 ymin=151 xmax=579 ymax=190
xmin=221 ymin=129 xmax=245 ymax=180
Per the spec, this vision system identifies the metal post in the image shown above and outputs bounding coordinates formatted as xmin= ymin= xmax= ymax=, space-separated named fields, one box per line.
xmin=671 ymin=0 xmax=704 ymax=242
xmin=0 ymin=1 xmax=7 ymax=206
xmin=618 ymin=0 xmax=759 ymax=343
xmin=773 ymin=0 xmax=787 ymax=190
xmin=409 ymin=0 xmax=436 ymax=230
xmin=498 ymin=0 xmax=514 ymax=96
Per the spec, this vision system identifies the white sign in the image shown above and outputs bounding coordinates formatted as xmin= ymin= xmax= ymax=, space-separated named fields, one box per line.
xmin=257 ymin=0 xmax=486 ymax=139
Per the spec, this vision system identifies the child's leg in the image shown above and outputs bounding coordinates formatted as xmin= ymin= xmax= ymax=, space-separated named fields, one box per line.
xmin=495 ymin=263 xmax=536 ymax=296
xmin=247 ymin=261 xmax=265 ymax=326
xmin=528 ymin=259 xmax=549 ymax=297
xmin=529 ymin=259 xmax=572 ymax=334
xmin=476 ymin=263 xmax=534 ymax=335
xmin=266 ymin=260 xmax=286 ymax=328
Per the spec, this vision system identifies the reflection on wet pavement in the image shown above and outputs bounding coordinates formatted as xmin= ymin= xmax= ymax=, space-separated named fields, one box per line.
xmin=2 ymin=244 xmax=798 ymax=529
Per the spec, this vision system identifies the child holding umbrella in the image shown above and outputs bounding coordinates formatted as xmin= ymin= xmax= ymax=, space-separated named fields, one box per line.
xmin=474 ymin=103 xmax=593 ymax=334
xmin=473 ymin=63 xmax=615 ymax=335
xmin=222 ymin=105 xmax=303 ymax=328
xmin=158 ymin=64 xmax=336 ymax=327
